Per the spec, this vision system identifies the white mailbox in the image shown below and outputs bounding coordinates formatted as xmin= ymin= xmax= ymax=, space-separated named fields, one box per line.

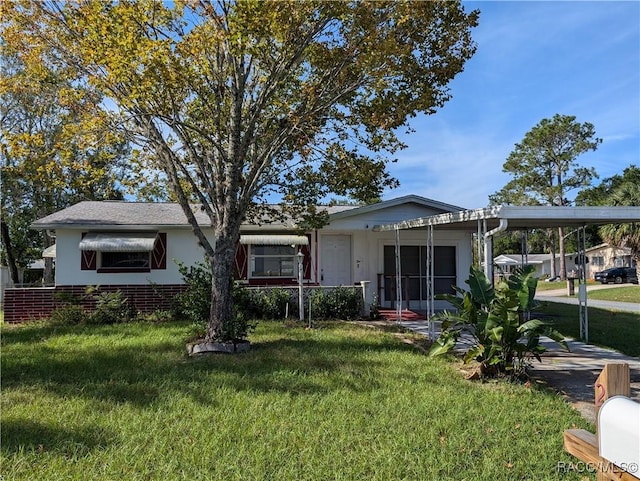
xmin=598 ymin=396 xmax=640 ymax=470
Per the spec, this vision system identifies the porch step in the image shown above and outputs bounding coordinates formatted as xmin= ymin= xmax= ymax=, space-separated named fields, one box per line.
xmin=378 ymin=309 xmax=426 ymax=322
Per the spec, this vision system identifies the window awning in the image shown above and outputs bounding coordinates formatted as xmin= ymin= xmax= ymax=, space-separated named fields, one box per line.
xmin=79 ymin=232 xmax=158 ymax=252
xmin=239 ymin=234 xmax=308 ymax=246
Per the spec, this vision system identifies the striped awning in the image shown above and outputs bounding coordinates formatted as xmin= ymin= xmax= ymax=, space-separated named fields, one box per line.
xmin=79 ymin=232 xmax=158 ymax=252
xmin=239 ymin=235 xmax=308 ymax=246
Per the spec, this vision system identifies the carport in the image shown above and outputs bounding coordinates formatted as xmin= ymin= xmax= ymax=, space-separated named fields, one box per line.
xmin=373 ymin=205 xmax=640 ymax=342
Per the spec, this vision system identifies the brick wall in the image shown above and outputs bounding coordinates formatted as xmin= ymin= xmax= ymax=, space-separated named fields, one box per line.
xmin=3 ymin=287 xmax=56 ymax=323
xmin=3 ymin=284 xmax=186 ymax=323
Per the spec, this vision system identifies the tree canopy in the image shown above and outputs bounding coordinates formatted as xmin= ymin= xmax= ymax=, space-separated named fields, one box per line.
xmin=490 ymin=114 xmax=601 ymax=207
xmin=489 ymin=114 xmax=601 ymax=279
xmin=0 ymin=41 xmax=130 ymax=284
xmin=2 ymin=0 xmax=479 ymax=341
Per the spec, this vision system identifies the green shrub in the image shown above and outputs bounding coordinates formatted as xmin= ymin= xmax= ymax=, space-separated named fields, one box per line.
xmin=138 ymin=309 xmax=174 ymax=323
xmin=309 ymin=287 xmax=363 ymax=320
xmin=49 ymin=304 xmax=87 ymax=326
xmin=88 ymin=291 xmax=135 ymax=325
xmin=173 ymin=261 xmax=212 ymax=324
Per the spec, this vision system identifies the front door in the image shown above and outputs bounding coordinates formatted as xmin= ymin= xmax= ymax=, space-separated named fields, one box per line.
xmin=321 ymin=235 xmax=352 ymax=286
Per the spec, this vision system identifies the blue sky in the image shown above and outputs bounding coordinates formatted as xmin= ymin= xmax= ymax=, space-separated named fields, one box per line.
xmin=382 ymin=1 xmax=640 ymax=209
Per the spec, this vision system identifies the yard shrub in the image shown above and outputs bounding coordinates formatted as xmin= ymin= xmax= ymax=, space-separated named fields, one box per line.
xmin=48 ymin=304 xmax=86 ymax=326
xmin=251 ymin=288 xmax=292 ymax=319
xmin=428 ymin=265 xmax=567 ymax=379
xmin=87 ymin=290 xmax=136 ymax=324
xmin=309 ymin=287 xmax=363 ymax=320
xmin=174 ymin=261 xmax=212 ymax=324
xmin=49 ymin=288 xmax=135 ymax=325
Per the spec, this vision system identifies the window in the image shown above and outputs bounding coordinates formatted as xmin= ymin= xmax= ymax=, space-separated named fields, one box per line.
xmin=100 ymin=251 xmax=150 ymax=271
xmin=80 ymin=232 xmax=166 ymax=272
xmin=591 ymin=256 xmax=604 ymax=266
xmin=250 ymin=245 xmax=298 ymax=278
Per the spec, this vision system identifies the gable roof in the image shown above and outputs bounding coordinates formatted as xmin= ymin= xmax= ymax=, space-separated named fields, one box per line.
xmin=31 ymin=201 xmax=211 ymax=230
xmin=31 ymin=196 xmax=464 ymax=231
xmin=327 ymin=195 xmax=464 ymax=221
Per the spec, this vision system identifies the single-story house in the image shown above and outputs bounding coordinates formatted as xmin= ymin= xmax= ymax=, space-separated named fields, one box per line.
xmin=584 ymin=243 xmax=636 ymax=279
xmin=494 ymin=244 xmax=638 ymax=281
xmin=493 ymin=253 xmax=579 ymax=279
xmin=3 ymin=195 xmax=475 ymax=322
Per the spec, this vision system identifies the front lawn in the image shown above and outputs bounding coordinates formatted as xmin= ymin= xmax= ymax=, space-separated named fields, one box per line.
xmin=1 ymin=320 xmax=591 ymax=480
xmin=540 ymin=302 xmax=640 ymax=357
xmin=585 ymin=285 xmax=640 ymax=303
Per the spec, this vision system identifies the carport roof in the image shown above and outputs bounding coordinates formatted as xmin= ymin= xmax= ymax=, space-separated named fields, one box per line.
xmin=372 ymin=205 xmax=640 ymax=232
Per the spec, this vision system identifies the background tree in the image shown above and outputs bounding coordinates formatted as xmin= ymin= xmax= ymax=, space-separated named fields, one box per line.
xmin=579 ymin=165 xmax=640 ymax=275
xmin=1 ymin=45 xmax=130 ymax=284
xmin=3 ymin=0 xmax=478 ymax=342
xmin=489 ymin=114 xmax=601 ymax=279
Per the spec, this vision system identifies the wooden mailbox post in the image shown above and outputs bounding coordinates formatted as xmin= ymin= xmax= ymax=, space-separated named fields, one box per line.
xmin=564 ymin=363 xmax=639 ymax=481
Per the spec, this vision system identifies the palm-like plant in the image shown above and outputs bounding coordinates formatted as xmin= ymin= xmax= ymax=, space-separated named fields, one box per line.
xmin=599 ymin=181 xmax=640 ymax=275
xmin=428 ymin=265 xmax=567 ymax=379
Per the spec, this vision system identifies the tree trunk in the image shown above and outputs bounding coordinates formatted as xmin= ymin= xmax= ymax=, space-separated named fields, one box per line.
xmin=558 ymin=226 xmax=566 ymax=280
xmin=206 ymin=232 xmax=237 ymax=342
xmin=549 ymin=229 xmax=557 ymax=279
xmin=1 ymin=220 xmax=21 ymax=285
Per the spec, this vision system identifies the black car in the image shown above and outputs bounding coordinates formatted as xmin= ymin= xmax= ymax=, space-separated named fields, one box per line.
xmin=594 ymin=267 xmax=638 ymax=284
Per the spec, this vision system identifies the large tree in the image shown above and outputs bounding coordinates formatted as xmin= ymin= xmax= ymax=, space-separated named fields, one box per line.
xmin=489 ymin=114 xmax=601 ymax=279
xmin=3 ymin=0 xmax=479 ymax=341
xmin=1 ymin=45 xmax=130 ymax=285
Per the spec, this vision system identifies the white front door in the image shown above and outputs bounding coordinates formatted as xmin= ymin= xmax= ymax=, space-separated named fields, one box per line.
xmin=321 ymin=235 xmax=352 ymax=286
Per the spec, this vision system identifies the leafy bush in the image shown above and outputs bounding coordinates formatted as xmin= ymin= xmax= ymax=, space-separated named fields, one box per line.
xmin=309 ymin=287 xmax=363 ymax=320
xmin=428 ymin=265 xmax=567 ymax=379
xmin=49 ymin=288 xmax=135 ymax=325
xmin=137 ymin=309 xmax=174 ymax=323
xmin=173 ymin=261 xmax=212 ymax=324
xmin=246 ymin=286 xmax=297 ymax=319
xmin=49 ymin=304 xmax=87 ymax=326
xmin=88 ymin=290 xmax=135 ymax=324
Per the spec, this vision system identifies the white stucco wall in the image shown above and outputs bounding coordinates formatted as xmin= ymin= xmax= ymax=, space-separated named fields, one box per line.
xmin=55 ymin=228 xmax=213 ymax=285
xmin=318 ymin=205 xmax=474 ymax=310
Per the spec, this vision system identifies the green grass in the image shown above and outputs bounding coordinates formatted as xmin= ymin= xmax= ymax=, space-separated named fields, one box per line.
xmin=1 ymin=320 xmax=592 ymax=481
xmin=585 ymin=285 xmax=640 ymax=303
xmin=540 ymin=302 xmax=640 ymax=357
xmin=535 ymin=280 xmax=567 ymax=291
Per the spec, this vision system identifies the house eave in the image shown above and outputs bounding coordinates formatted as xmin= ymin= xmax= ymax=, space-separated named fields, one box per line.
xmin=373 ymin=205 xmax=640 ymax=232
xmin=31 ymin=223 xmax=198 ymax=231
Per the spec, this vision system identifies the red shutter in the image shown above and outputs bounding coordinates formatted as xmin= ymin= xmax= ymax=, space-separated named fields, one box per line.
xmin=80 ymin=233 xmax=96 ymax=270
xmin=151 ymin=233 xmax=167 ymax=269
xmin=234 ymin=243 xmax=248 ymax=279
xmin=301 ymin=234 xmax=312 ymax=280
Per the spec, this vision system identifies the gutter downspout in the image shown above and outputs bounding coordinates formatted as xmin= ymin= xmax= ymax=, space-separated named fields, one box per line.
xmin=484 ymin=218 xmax=508 ymax=284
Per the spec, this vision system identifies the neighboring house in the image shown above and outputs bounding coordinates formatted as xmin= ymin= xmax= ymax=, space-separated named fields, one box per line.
xmin=584 ymin=243 xmax=636 ymax=279
xmin=3 ymin=195 xmax=474 ymax=322
xmin=494 ymin=253 xmax=579 ymax=279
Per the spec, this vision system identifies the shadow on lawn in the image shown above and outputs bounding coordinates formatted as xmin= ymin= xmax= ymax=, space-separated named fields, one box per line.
xmin=1 ymin=418 xmax=114 ymax=456
xmin=1 ymin=322 xmax=426 ymax=408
